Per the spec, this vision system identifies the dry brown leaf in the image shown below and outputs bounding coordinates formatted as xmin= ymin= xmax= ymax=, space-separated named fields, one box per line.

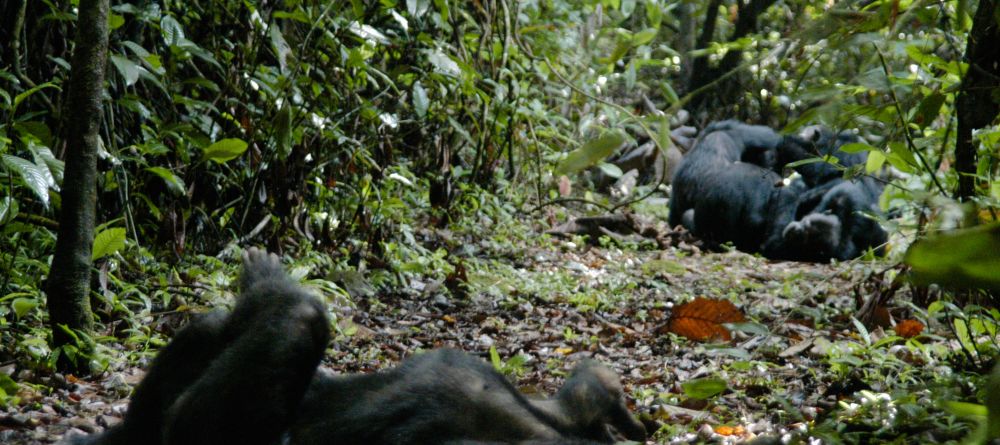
xmin=666 ymin=297 xmax=745 ymax=341
xmin=895 ymin=319 xmax=925 ymax=338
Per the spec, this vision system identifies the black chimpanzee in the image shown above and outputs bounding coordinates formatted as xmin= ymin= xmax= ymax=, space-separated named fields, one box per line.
xmin=65 ymin=249 xmax=645 ymax=445
xmin=669 ymin=120 xmax=805 ymax=255
xmin=779 ymin=127 xmax=888 ymax=259
xmin=669 ymin=121 xmax=887 ymax=261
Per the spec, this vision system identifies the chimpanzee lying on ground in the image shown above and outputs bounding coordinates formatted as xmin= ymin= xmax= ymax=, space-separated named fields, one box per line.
xmin=669 ymin=121 xmax=887 ymax=261
xmin=66 ymin=248 xmax=645 ymax=445
xmin=778 ymin=127 xmax=888 ymax=260
xmin=668 ymin=120 xmax=812 ymax=256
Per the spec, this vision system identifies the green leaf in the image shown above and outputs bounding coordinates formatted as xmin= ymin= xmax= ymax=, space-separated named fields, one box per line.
xmin=407 ymin=0 xmax=431 ymax=18
xmin=145 ymin=167 xmax=186 ymax=196
xmin=12 ymin=82 xmax=59 ymax=114
xmin=837 ymin=142 xmax=875 ymax=154
xmin=726 ymin=322 xmax=770 ymax=336
xmin=201 ymin=138 xmax=249 ymax=163
xmin=160 ymin=15 xmax=185 ymax=46
xmin=0 ymin=196 xmax=18 ymax=225
xmin=645 ymin=0 xmax=663 ymax=26
xmin=489 ymin=345 xmax=502 ymax=369
xmin=914 ymin=93 xmax=946 ymax=129
xmin=270 ymin=26 xmax=292 ymax=73
xmin=108 ymin=13 xmax=125 ymax=30
xmin=555 ymin=130 xmax=627 ymax=175
xmin=865 ymin=150 xmax=886 ymax=173
xmin=681 ymin=377 xmax=728 ymax=399
xmin=92 ymin=228 xmax=127 ymax=261
xmin=631 ymin=28 xmax=657 ymax=47
xmin=620 ymin=0 xmax=636 ymax=17
xmin=12 ymin=297 xmax=38 ymax=319
xmin=412 ymin=81 xmax=429 ymax=119
xmin=596 ymin=162 xmax=623 ymax=179
xmin=988 ymin=364 xmax=1000 ymax=438
xmin=2 ymin=155 xmax=50 ymax=208
xmin=850 ymin=317 xmax=871 ymax=345
xmin=274 ymin=104 xmax=293 ymax=159
xmin=111 ymin=55 xmax=140 ymax=86
xmin=641 ymin=259 xmax=685 ymax=275
xmin=905 ymin=224 xmax=1000 ymax=290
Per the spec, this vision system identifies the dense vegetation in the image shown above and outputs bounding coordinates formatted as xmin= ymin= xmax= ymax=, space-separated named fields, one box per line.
xmin=1 ymin=0 xmax=999 ymax=443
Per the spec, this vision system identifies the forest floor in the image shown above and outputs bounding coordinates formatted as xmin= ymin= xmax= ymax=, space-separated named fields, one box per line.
xmin=0 ymin=207 xmax=983 ymax=444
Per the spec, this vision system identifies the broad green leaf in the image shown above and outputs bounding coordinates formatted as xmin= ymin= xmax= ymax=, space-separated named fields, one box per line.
xmin=349 ymin=22 xmax=390 ymax=45
xmin=681 ymin=377 xmax=728 ymax=399
xmin=92 ymin=227 xmax=127 ymax=261
xmin=160 ymin=15 xmax=185 ymax=46
xmin=272 ymin=9 xmax=309 ymax=22
xmin=905 ymin=224 xmax=1000 ymax=290
xmin=620 ymin=0 xmax=636 ymax=17
xmin=596 ymin=162 xmax=623 ymax=179
xmin=631 ymin=28 xmax=657 ymax=47
xmin=914 ymin=93 xmax=946 ymax=129
xmin=837 ymin=142 xmax=875 ymax=154
xmin=645 ymin=0 xmax=663 ymax=26
xmin=0 ymin=196 xmax=17 ymax=225
xmin=14 ymin=121 xmax=53 ymax=147
xmin=489 ymin=345 xmax=502 ymax=369
xmin=425 ymin=50 xmax=460 ymax=77
xmin=111 ymin=55 xmax=140 ymax=86
xmin=2 ymin=155 xmax=49 ymax=208
xmin=0 ymin=373 xmax=15 ymax=392
xmin=12 ymin=297 xmax=38 ymax=319
xmin=942 ymin=401 xmax=987 ymax=417
xmin=851 ymin=317 xmax=871 ymax=346
xmin=201 ymin=138 xmax=249 ymax=163
xmin=28 ymin=143 xmax=59 ymax=191
xmin=866 ymin=150 xmax=887 ymax=173
xmin=270 ymin=26 xmax=292 ymax=73
xmin=145 ymin=167 xmax=186 ymax=196
xmin=555 ymin=130 xmax=627 ymax=175
xmin=108 ymin=13 xmax=125 ymax=30
xmin=121 ymin=40 xmax=151 ymax=58
xmin=412 ymin=81 xmax=429 ymax=119
xmin=726 ymin=322 xmax=770 ymax=336
xmin=407 ymin=0 xmax=431 ymax=18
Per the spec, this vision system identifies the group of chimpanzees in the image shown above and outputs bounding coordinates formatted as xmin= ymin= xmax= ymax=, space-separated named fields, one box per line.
xmin=65 ymin=248 xmax=647 ymax=445
xmin=669 ymin=120 xmax=888 ymax=262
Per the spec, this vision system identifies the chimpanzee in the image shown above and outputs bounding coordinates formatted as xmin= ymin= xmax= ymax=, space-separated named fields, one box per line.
xmin=669 ymin=121 xmax=887 ymax=261
xmin=668 ymin=121 xmax=802 ymax=253
xmin=290 ymin=350 xmax=646 ymax=444
xmin=779 ymin=127 xmax=888 ymax=259
xmin=65 ymin=249 xmax=645 ymax=445
xmin=668 ymin=120 xmax=785 ymax=232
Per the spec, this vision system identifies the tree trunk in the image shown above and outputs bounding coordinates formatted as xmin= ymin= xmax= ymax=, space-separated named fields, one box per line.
xmin=955 ymin=0 xmax=1000 ymax=201
xmin=46 ymin=0 xmax=110 ymax=373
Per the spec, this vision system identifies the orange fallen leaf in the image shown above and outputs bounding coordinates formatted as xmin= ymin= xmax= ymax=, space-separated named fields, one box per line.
xmin=666 ymin=297 xmax=745 ymax=341
xmin=442 ymin=315 xmax=457 ymax=324
xmin=714 ymin=425 xmax=745 ymax=436
xmin=895 ymin=319 xmax=924 ymax=338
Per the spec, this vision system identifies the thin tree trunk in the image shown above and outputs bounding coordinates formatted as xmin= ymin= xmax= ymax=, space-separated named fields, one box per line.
xmin=955 ymin=0 xmax=1000 ymax=200
xmin=46 ymin=0 xmax=110 ymax=373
